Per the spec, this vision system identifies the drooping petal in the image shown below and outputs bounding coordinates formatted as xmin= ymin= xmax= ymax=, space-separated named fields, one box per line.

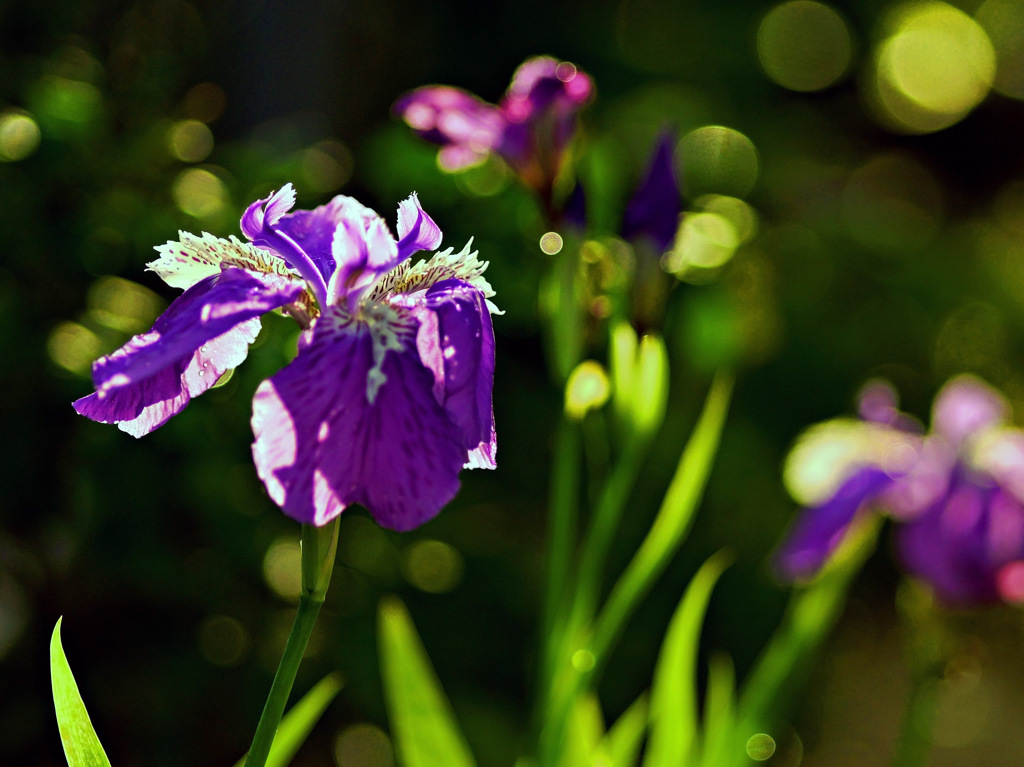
xmin=895 ymin=475 xmax=1006 ymax=604
xmin=932 ymin=375 xmax=1007 ymax=448
xmin=396 ymin=193 xmax=443 ymax=260
xmin=396 ymin=278 xmax=496 ymax=467
xmin=73 ymin=268 xmax=303 ymax=436
xmin=251 ymin=305 xmax=467 ymax=530
xmin=326 ymin=197 xmax=400 ymax=305
xmin=394 ymin=86 xmax=506 ymax=170
xmin=621 ymin=132 xmax=681 ymax=253
xmin=775 ymin=467 xmax=894 ymax=581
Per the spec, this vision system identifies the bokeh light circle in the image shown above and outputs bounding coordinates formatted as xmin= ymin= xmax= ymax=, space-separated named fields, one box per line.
xmin=757 ymin=1 xmax=853 ymax=92
xmin=0 ymin=111 xmax=41 ymax=162
xmin=870 ymin=1 xmax=996 ymax=133
xmin=679 ymin=126 xmax=758 ymax=199
xmin=976 ymin=0 xmax=1024 ymax=99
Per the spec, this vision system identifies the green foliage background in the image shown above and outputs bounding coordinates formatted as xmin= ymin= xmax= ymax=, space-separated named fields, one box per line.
xmin=4 ymin=0 xmax=1024 ymax=764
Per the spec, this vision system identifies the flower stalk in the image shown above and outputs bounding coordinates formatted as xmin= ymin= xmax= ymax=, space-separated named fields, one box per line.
xmin=243 ymin=519 xmax=339 ymax=767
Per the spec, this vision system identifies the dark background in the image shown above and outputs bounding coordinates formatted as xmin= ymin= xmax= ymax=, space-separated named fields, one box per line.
xmin=4 ymin=0 xmax=1024 ymax=764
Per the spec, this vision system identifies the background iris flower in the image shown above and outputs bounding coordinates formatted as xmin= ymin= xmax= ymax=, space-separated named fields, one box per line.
xmin=394 ymin=55 xmax=592 ymax=197
xmin=777 ymin=376 xmax=1024 ymax=605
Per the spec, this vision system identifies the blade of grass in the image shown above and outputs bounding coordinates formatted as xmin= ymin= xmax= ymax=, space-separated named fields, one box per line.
xmin=595 ymin=693 xmax=648 ymax=767
xmin=592 ymin=371 xmax=734 ymax=663
xmin=699 ymin=653 xmax=738 ymax=767
xmin=233 ymin=673 xmax=344 ymax=767
xmin=643 ymin=551 xmax=732 ymax=767
xmin=50 ymin=618 xmax=112 ymax=767
xmin=378 ymin=597 xmax=476 ymax=767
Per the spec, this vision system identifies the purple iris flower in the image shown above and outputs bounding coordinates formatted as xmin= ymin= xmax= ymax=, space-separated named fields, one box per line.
xmin=394 ymin=55 xmax=593 ymax=192
xmin=776 ymin=376 xmax=1024 ymax=605
xmin=74 ymin=184 xmax=498 ymax=531
xmin=621 ymin=131 xmax=682 ymax=254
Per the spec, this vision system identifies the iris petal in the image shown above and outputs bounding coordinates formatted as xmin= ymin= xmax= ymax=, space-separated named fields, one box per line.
xmin=251 ymin=308 xmax=466 ymax=530
xmin=775 ymin=467 xmax=894 ymax=580
xmin=73 ymin=268 xmax=303 ymax=436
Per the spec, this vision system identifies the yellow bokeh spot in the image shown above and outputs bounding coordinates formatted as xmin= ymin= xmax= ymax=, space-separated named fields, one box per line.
xmin=565 ymin=360 xmax=611 ymax=420
xmin=757 ymin=1 xmax=853 ymax=92
xmin=977 ymin=0 xmax=1024 ymax=100
xmin=183 ymin=82 xmax=226 ymax=123
xmin=172 ymin=168 xmax=229 ymax=219
xmin=197 ymin=615 xmax=249 ymax=667
xmin=87 ymin=276 xmax=161 ymax=333
xmin=697 ymin=195 xmax=759 ymax=244
xmin=871 ymin=1 xmax=995 ymax=133
xmin=539 ymin=231 xmax=564 ymax=255
xmin=0 ymin=111 xmax=41 ymax=162
xmin=300 ymin=140 xmax=352 ymax=194
xmin=47 ymin=322 xmax=103 ymax=376
xmin=664 ymin=212 xmax=739 ymax=277
xmin=168 ymin=119 xmax=214 ymax=163
xmin=403 ymin=540 xmax=464 ymax=594
xmin=746 ymin=733 xmax=777 ymax=761
xmin=334 ymin=723 xmax=394 ymax=767
xmin=679 ymin=126 xmax=758 ymax=199
xmin=262 ymin=537 xmax=302 ymax=601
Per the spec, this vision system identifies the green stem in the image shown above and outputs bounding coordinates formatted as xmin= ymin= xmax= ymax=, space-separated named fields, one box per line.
xmin=892 ymin=673 xmax=940 ymax=767
xmin=244 ymin=520 xmax=339 ymax=767
xmin=535 ymin=419 xmax=580 ymax=731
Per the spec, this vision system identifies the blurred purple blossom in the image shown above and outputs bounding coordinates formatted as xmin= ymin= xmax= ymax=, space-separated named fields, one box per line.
xmin=75 ymin=184 xmax=498 ymax=530
xmin=621 ymin=131 xmax=682 ymax=253
xmin=394 ymin=55 xmax=593 ymax=194
xmin=776 ymin=376 xmax=1024 ymax=605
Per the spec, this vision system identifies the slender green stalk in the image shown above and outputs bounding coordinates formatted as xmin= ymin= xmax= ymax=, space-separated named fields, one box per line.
xmin=891 ymin=674 xmax=939 ymax=767
xmin=737 ymin=516 xmax=880 ymax=736
xmin=244 ymin=520 xmax=339 ymax=767
xmin=536 ymin=420 xmax=581 ymax=730
xmin=591 ymin=372 xmax=733 ymax=662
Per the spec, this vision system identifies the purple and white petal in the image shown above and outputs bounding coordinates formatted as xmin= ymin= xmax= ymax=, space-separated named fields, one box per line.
xmin=73 ymin=268 xmax=303 ymax=436
xmin=273 ymin=195 xmax=352 ymax=286
xmin=252 ymin=306 xmax=467 ymax=530
xmin=74 ymin=321 xmax=260 ymax=437
xmin=149 ymin=232 xmax=296 ymax=292
xmin=326 ymin=197 xmax=400 ymax=304
xmin=397 ymin=278 xmax=496 ymax=467
xmin=932 ymin=375 xmax=1007 ymax=448
xmin=396 ymin=193 xmax=443 ymax=261
xmin=241 ymin=184 xmax=297 ymax=241
xmin=394 ymin=86 xmax=505 ymax=162
xmin=775 ymin=467 xmax=894 ymax=581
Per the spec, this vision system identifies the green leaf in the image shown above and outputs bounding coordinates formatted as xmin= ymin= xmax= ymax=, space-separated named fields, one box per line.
xmin=644 ymin=551 xmax=731 ymax=767
xmin=234 ymin=673 xmax=344 ymax=767
xmin=594 ymin=693 xmax=648 ymax=767
xmin=699 ymin=653 xmax=738 ymax=767
xmin=378 ymin=596 xmax=476 ymax=767
xmin=50 ymin=618 xmax=112 ymax=767
xmin=564 ymin=692 xmax=605 ymax=767
xmin=591 ymin=371 xmax=734 ymax=661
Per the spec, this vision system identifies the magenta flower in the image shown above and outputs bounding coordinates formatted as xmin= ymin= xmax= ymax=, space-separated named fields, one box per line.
xmin=776 ymin=376 xmax=1024 ymax=605
xmin=395 ymin=55 xmax=593 ymax=192
xmin=74 ymin=184 xmax=498 ymax=530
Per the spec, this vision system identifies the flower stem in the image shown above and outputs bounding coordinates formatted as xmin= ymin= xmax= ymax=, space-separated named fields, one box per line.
xmin=244 ymin=520 xmax=339 ymax=767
